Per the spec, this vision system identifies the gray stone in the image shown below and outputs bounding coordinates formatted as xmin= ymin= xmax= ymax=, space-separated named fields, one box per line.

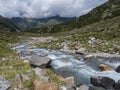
xmin=75 ymin=51 xmax=85 ymax=55
xmin=91 ymin=76 xmax=116 ymax=89
xmin=89 ymin=86 xmax=106 ymax=90
xmin=75 ymin=48 xmax=86 ymax=55
xmin=60 ymin=86 xmax=67 ymax=90
xmin=78 ymin=84 xmax=89 ymax=90
xmin=113 ymin=80 xmax=120 ymax=90
xmin=116 ymin=65 xmax=120 ymax=73
xmin=84 ymin=54 xmax=95 ymax=60
xmin=33 ymin=68 xmax=49 ymax=81
xmin=30 ymin=55 xmax=51 ymax=68
xmin=59 ymin=83 xmax=76 ymax=90
xmin=21 ymin=74 xmax=30 ymax=81
xmin=14 ymin=74 xmax=23 ymax=88
xmin=66 ymin=84 xmax=76 ymax=90
xmin=0 ymin=76 xmax=11 ymax=90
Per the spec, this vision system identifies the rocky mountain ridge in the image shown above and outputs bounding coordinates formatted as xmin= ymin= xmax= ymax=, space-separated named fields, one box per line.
xmin=0 ymin=15 xmax=20 ymax=32
xmin=28 ymin=0 xmax=120 ymax=33
xmin=10 ymin=15 xmax=75 ymax=31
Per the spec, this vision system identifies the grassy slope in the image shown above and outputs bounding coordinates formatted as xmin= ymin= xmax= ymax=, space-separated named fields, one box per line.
xmin=0 ymin=32 xmax=26 ymax=57
xmin=0 ymin=32 xmax=39 ymax=89
xmin=0 ymin=16 xmax=20 ymax=32
xmin=69 ymin=16 xmax=120 ymax=52
xmin=35 ymin=16 xmax=120 ymax=53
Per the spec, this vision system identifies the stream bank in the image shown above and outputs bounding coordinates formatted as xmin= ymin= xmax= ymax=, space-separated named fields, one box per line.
xmin=11 ymin=42 xmax=120 ymax=90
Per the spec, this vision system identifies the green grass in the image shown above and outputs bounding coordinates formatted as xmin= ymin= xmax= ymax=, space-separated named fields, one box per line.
xmin=46 ymin=70 xmax=65 ymax=86
xmin=0 ymin=59 xmax=32 ymax=79
xmin=34 ymin=16 xmax=120 ymax=53
xmin=36 ymin=41 xmax=61 ymax=50
xmin=0 ymin=58 xmax=39 ymax=89
xmin=0 ymin=32 xmax=28 ymax=57
xmin=0 ymin=32 xmax=39 ymax=89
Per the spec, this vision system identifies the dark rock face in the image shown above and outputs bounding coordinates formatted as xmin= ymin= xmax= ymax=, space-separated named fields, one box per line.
xmin=115 ymin=65 xmax=120 ymax=73
xmin=89 ymin=86 xmax=106 ymax=90
xmin=113 ymin=80 xmax=120 ymax=90
xmin=91 ymin=76 xmax=103 ymax=87
xmin=101 ymin=77 xmax=116 ymax=89
xmin=30 ymin=55 xmax=51 ymax=68
xmin=91 ymin=76 xmax=116 ymax=89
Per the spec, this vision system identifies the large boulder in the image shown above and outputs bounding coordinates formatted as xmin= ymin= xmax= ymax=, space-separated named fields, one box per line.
xmin=32 ymin=80 xmax=58 ymax=90
xmin=91 ymin=76 xmax=116 ymax=89
xmin=115 ymin=65 xmax=120 ymax=73
xmin=0 ymin=77 xmax=11 ymax=90
xmin=30 ymin=55 xmax=51 ymax=68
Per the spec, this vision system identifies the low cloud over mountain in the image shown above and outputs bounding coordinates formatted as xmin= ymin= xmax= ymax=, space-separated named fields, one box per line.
xmin=0 ymin=0 xmax=108 ymax=18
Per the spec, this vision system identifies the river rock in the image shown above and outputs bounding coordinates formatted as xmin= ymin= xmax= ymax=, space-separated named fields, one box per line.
xmin=0 ymin=77 xmax=11 ymax=90
xmin=89 ymin=86 xmax=106 ymax=90
xmin=84 ymin=54 xmax=95 ymax=60
xmin=57 ymin=76 xmax=75 ymax=84
xmin=66 ymin=83 xmax=76 ymax=90
xmin=30 ymin=55 xmax=51 ymax=68
xmin=99 ymin=64 xmax=112 ymax=71
xmin=75 ymin=48 xmax=86 ymax=55
xmin=91 ymin=76 xmax=116 ymax=89
xmin=23 ymin=60 xmax=29 ymax=63
xmin=14 ymin=74 xmax=23 ymax=88
xmin=64 ymin=77 xmax=75 ymax=84
xmin=113 ymin=80 xmax=120 ymax=90
xmin=32 ymin=79 xmax=57 ymax=90
xmin=77 ymin=84 xmax=89 ymax=90
xmin=60 ymin=86 xmax=67 ymax=90
xmin=115 ymin=65 xmax=120 ymax=73
xmin=60 ymin=84 xmax=76 ymax=90
xmin=21 ymin=74 xmax=30 ymax=81
xmin=33 ymin=68 xmax=49 ymax=81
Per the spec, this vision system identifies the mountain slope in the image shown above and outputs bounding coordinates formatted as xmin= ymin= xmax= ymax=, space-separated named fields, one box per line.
xmin=10 ymin=15 xmax=75 ymax=30
xmin=28 ymin=0 xmax=120 ymax=33
xmin=0 ymin=15 xmax=20 ymax=32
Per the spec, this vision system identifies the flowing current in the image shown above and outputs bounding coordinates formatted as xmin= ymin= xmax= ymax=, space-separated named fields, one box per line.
xmin=12 ymin=43 xmax=120 ymax=85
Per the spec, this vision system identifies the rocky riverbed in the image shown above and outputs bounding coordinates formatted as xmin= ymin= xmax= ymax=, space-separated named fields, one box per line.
xmin=1 ymin=35 xmax=120 ymax=90
xmin=9 ymin=41 xmax=120 ymax=90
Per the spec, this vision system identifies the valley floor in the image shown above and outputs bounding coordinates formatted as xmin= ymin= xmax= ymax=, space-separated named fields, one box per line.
xmin=0 ymin=31 xmax=120 ymax=89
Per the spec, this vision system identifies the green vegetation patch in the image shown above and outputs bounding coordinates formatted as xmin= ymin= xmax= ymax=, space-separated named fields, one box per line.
xmin=46 ymin=70 xmax=65 ymax=86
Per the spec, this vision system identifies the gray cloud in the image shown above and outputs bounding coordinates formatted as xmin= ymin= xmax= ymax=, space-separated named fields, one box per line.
xmin=0 ymin=0 xmax=108 ymax=18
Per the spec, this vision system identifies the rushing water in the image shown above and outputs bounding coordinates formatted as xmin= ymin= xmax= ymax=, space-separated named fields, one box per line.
xmin=12 ymin=43 xmax=120 ymax=85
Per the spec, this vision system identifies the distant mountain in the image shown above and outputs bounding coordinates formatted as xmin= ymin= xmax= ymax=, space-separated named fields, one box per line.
xmin=0 ymin=15 xmax=20 ymax=32
xmin=10 ymin=15 xmax=76 ymax=31
xmin=28 ymin=0 xmax=120 ymax=33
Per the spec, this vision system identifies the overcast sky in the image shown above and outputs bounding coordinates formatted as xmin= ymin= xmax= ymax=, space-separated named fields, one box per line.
xmin=0 ymin=0 xmax=108 ymax=18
